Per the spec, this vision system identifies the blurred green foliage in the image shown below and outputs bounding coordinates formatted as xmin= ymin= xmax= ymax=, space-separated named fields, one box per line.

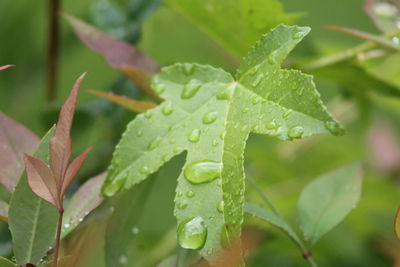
xmin=0 ymin=0 xmax=399 ymax=266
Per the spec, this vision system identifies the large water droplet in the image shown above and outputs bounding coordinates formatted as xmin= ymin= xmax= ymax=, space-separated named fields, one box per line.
xmin=182 ymin=80 xmax=201 ymax=99
xmin=288 ymin=126 xmax=304 ymax=139
xmin=184 ymin=160 xmax=223 ymax=184
xmin=203 ymin=111 xmax=218 ymax=124
xmin=324 ymin=121 xmax=344 ymax=135
xmin=188 ymin=129 xmax=201 ymax=143
xmin=103 ymin=178 xmax=125 ymax=197
xmin=148 ymin=136 xmax=162 ymax=150
xmin=162 ymin=102 xmax=173 ymax=115
xmin=178 ymin=217 xmax=207 ymax=250
xmin=216 ymin=83 xmax=236 ymax=100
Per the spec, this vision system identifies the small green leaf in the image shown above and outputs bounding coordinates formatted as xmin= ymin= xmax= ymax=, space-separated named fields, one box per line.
xmin=0 ymin=257 xmax=17 ymax=267
xmin=245 ymin=202 xmax=303 ymax=247
xmin=297 ymin=162 xmax=363 ymax=246
xmin=104 ymin=25 xmax=343 ymax=261
xmin=8 ymin=127 xmax=58 ymax=265
xmin=165 ymin=0 xmax=301 ymax=56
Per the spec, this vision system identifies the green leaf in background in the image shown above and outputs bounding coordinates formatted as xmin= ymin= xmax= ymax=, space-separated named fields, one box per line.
xmin=8 ymin=127 xmax=58 ymax=265
xmin=0 ymin=257 xmax=16 ymax=267
xmin=61 ymin=172 xmax=106 ymax=239
xmin=164 ymin=0 xmax=300 ymax=56
xmin=103 ymin=25 xmax=343 ymax=261
xmin=297 ymin=162 xmax=363 ymax=246
xmin=245 ymin=202 xmax=303 ymax=247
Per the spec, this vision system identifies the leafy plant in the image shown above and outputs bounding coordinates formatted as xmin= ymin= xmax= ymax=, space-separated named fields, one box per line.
xmin=102 ymin=24 xmax=344 ymax=262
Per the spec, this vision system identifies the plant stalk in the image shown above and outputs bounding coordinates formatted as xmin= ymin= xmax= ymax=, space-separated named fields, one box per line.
xmin=52 ymin=208 xmax=64 ymax=267
xmin=47 ymin=0 xmax=60 ymax=101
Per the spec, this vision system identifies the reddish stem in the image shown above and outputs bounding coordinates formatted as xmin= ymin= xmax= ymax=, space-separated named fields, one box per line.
xmin=47 ymin=0 xmax=60 ymax=101
xmin=52 ymin=208 xmax=64 ymax=267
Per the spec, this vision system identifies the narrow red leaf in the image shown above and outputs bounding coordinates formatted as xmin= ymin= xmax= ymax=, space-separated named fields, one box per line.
xmin=64 ymin=14 xmax=161 ymax=102
xmin=61 ymin=147 xmax=92 ymax=197
xmin=24 ymin=154 xmax=59 ymax=208
xmin=0 ymin=112 xmax=40 ymax=192
xmin=0 ymin=65 xmax=15 ymax=71
xmin=50 ymin=73 xmax=86 ymax=188
xmin=86 ymin=90 xmax=156 ymax=113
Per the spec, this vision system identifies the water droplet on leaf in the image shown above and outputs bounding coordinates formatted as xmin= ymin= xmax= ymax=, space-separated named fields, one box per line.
xmin=217 ymin=200 xmax=224 ymax=213
xmin=188 ymin=129 xmax=201 ymax=143
xmin=288 ymin=126 xmax=304 ymax=139
xmin=216 ymin=83 xmax=236 ymax=100
xmin=324 ymin=121 xmax=344 ymax=135
xmin=139 ymin=166 xmax=151 ymax=174
xmin=182 ymin=80 xmax=201 ymax=99
xmin=186 ymin=191 xmax=195 ymax=198
xmin=203 ymin=111 xmax=218 ymax=124
xmin=178 ymin=217 xmax=207 ymax=250
xmin=148 ymin=136 xmax=162 ymax=150
xmin=162 ymin=102 xmax=173 ymax=115
xmin=184 ymin=160 xmax=223 ymax=184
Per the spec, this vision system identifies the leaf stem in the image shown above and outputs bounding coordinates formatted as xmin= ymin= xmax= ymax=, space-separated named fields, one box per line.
xmin=302 ymin=28 xmax=400 ymax=71
xmin=52 ymin=208 xmax=63 ymax=267
xmin=247 ymin=177 xmax=281 ymax=216
xmin=247 ymin=177 xmax=318 ymax=267
xmin=47 ymin=0 xmax=61 ymax=101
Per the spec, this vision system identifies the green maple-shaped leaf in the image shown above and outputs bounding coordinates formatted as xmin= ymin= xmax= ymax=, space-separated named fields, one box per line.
xmin=102 ymin=25 xmax=344 ymax=261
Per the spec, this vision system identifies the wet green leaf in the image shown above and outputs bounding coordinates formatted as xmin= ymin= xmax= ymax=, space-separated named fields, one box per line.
xmin=297 ymin=162 xmax=363 ymax=246
xmin=103 ymin=25 xmax=342 ymax=261
xmin=8 ymin=127 xmax=58 ymax=265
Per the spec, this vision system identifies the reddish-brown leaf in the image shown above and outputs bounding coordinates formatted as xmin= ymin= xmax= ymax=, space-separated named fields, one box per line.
xmin=86 ymin=90 xmax=156 ymax=113
xmin=0 ymin=112 xmax=40 ymax=192
xmin=24 ymin=154 xmax=59 ymax=208
xmin=0 ymin=65 xmax=15 ymax=71
xmin=64 ymin=15 xmax=161 ymax=102
xmin=61 ymin=147 xmax=92 ymax=197
xmin=0 ymin=200 xmax=8 ymax=222
xmin=50 ymin=73 xmax=86 ymax=188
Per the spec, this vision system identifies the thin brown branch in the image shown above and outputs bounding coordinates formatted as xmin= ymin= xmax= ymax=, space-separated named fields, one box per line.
xmin=47 ymin=0 xmax=61 ymax=101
